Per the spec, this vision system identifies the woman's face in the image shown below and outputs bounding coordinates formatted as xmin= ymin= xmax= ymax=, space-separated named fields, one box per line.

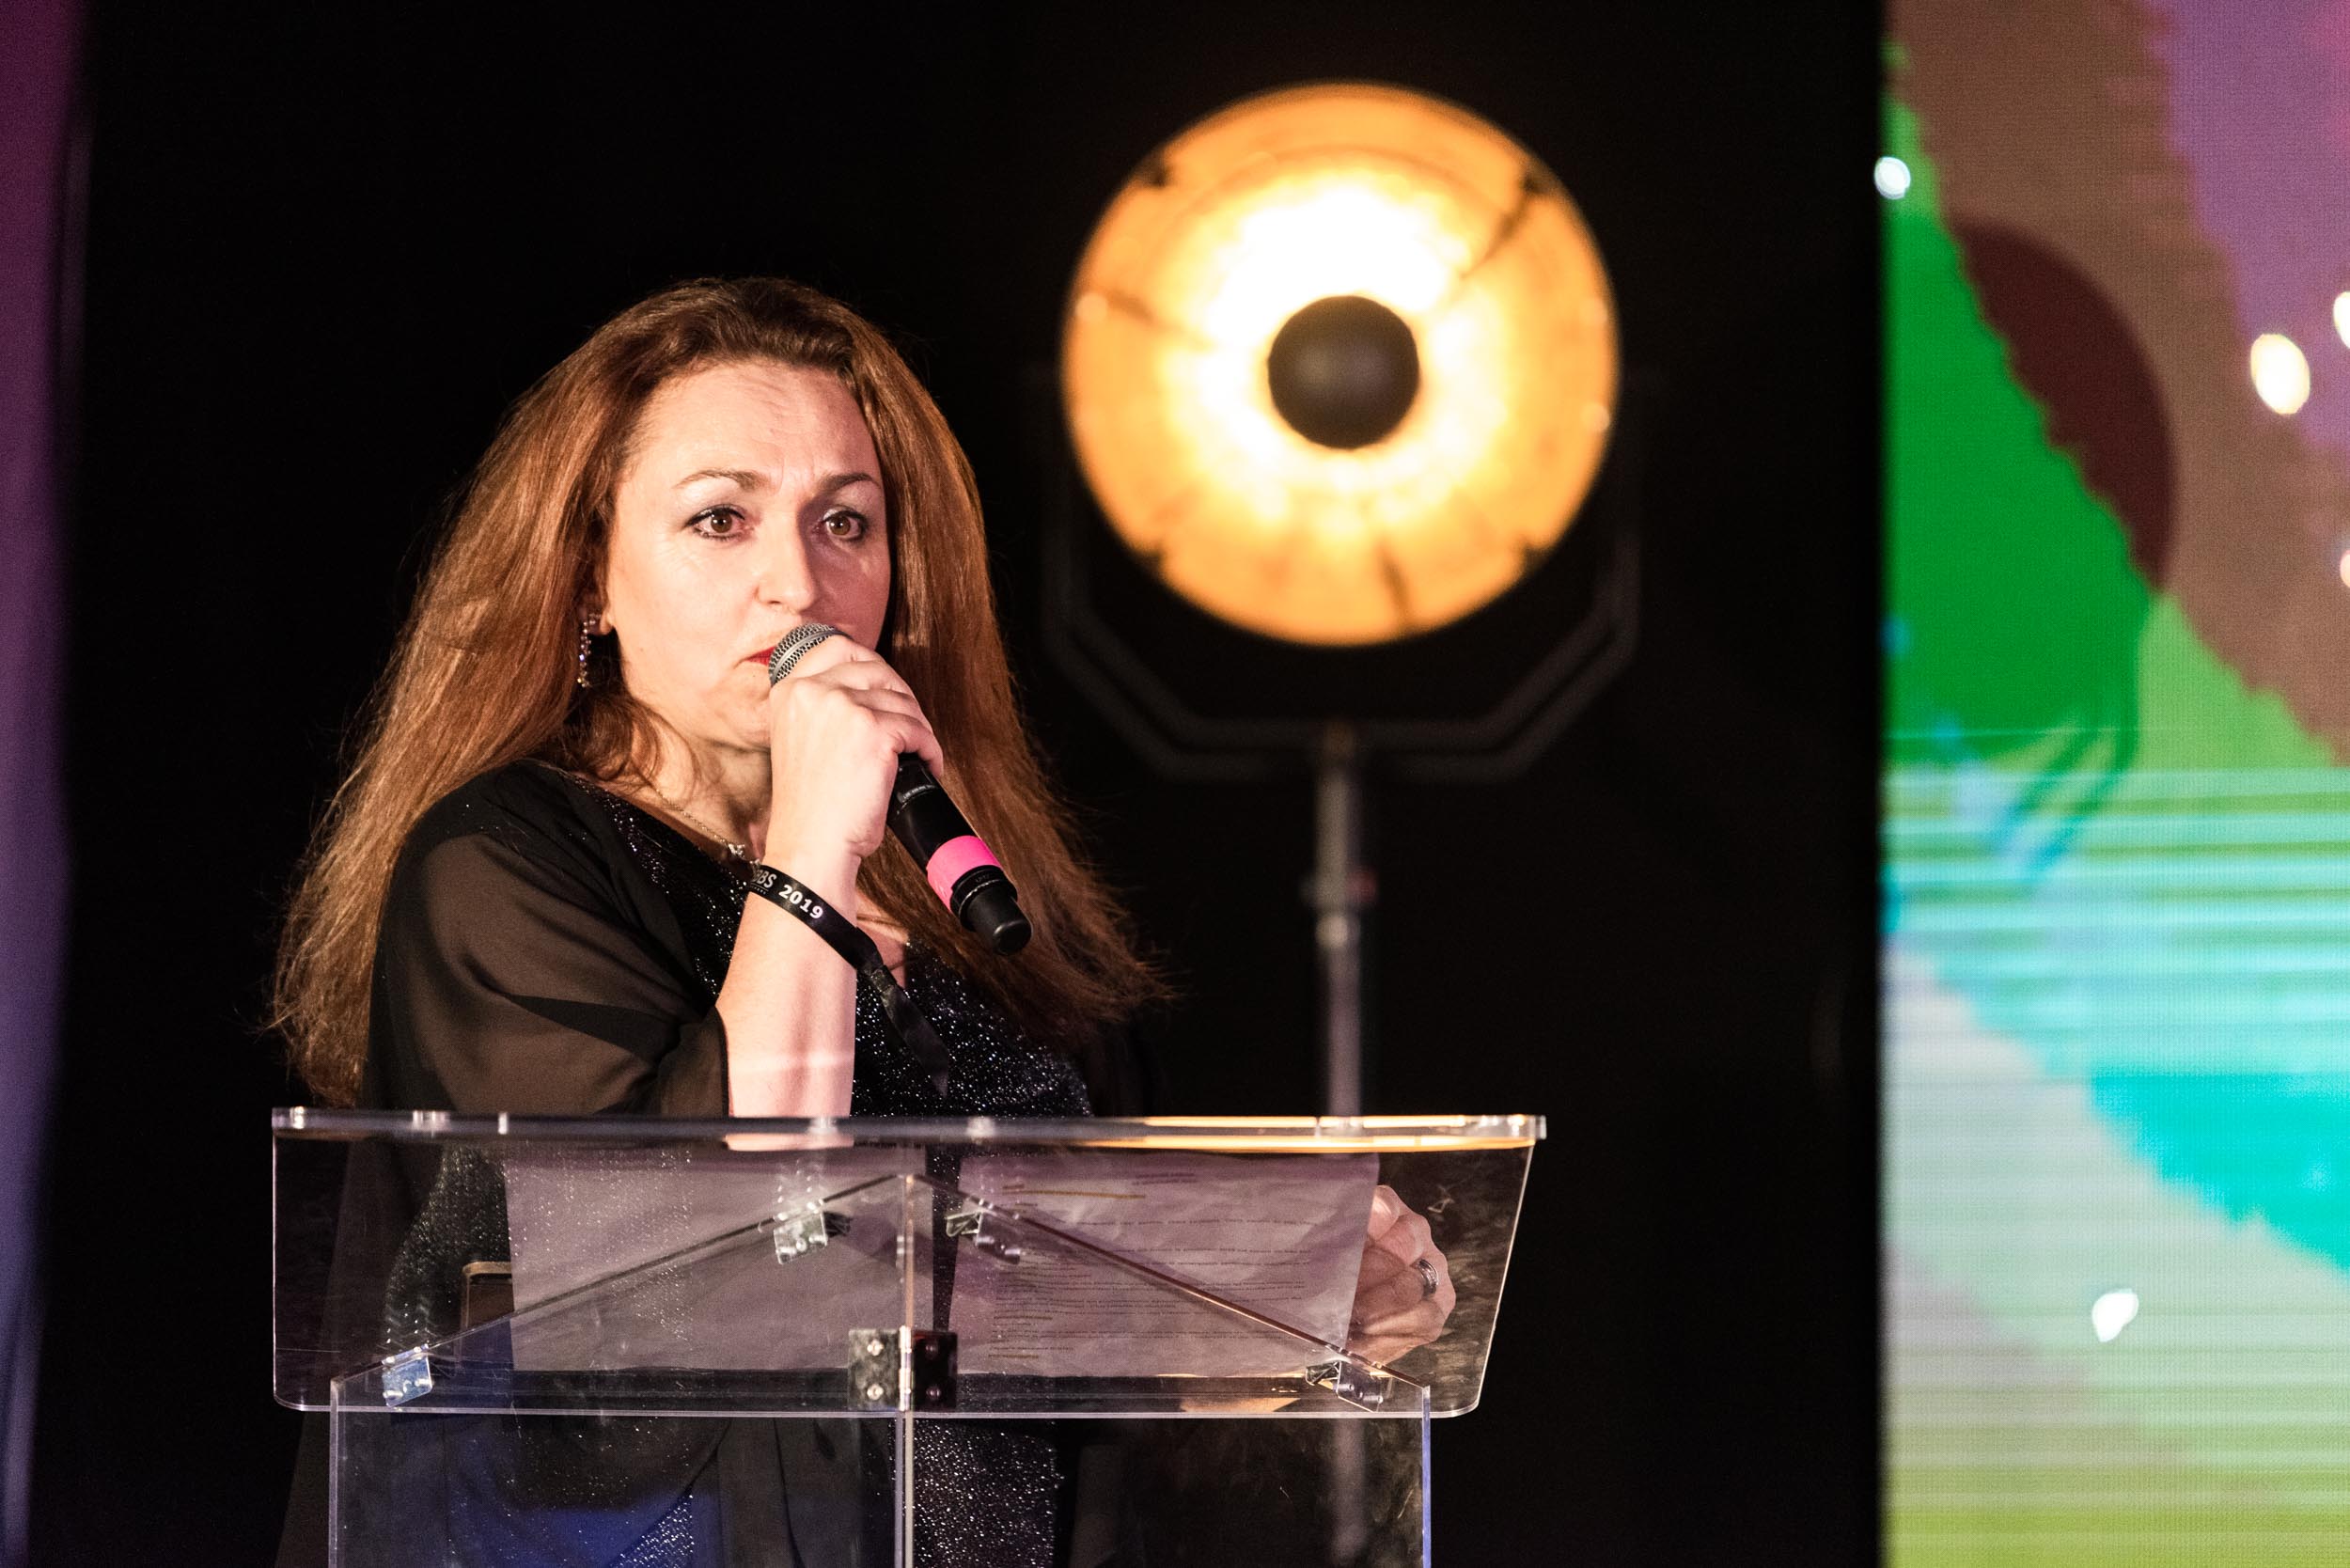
xmin=600 ymin=359 xmax=892 ymax=760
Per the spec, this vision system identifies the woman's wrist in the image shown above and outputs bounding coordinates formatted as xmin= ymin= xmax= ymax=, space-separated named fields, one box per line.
xmin=754 ymin=840 xmax=862 ymax=920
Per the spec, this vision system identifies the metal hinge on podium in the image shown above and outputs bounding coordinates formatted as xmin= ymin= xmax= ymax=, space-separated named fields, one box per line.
xmin=849 ymin=1328 xmax=959 ymax=1410
xmin=380 ymin=1347 xmax=432 ymax=1406
xmin=772 ymin=1201 xmax=854 ymax=1262
xmin=944 ymin=1200 xmax=1024 ymax=1262
xmin=771 ymin=1200 xmax=830 ymax=1262
xmin=1305 ymin=1357 xmax=1395 ymax=1411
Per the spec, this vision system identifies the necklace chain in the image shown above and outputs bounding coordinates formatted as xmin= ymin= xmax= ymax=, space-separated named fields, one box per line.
xmin=639 ymin=782 xmax=907 ymax=960
xmin=644 ymin=787 xmax=752 ymax=865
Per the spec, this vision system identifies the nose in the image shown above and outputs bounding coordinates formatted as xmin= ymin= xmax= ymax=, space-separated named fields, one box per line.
xmin=752 ymin=520 xmax=819 ymax=616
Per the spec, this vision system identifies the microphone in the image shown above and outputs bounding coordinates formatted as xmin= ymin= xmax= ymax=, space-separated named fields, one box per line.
xmin=768 ymin=624 xmax=1031 ymax=955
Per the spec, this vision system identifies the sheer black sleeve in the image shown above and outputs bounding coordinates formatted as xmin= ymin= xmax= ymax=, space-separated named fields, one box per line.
xmin=366 ymin=783 xmax=730 ymax=1117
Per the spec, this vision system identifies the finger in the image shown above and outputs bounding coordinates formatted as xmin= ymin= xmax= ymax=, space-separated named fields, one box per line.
xmin=1423 ymin=1248 xmax=1457 ymax=1322
xmin=1351 ymin=1272 xmax=1426 ymax=1327
xmin=1373 ymin=1208 xmax=1434 ymax=1265
xmin=806 ymin=659 xmax=918 ymax=702
xmin=1353 ymin=1241 xmax=1450 ymax=1325
xmin=1355 ymin=1245 xmax=1412 ymax=1291
xmin=839 ymin=682 xmax=943 ymax=774
xmin=864 ymin=711 xmax=946 ymax=777
xmin=1350 ymin=1333 xmax=1420 ymax=1366
xmin=832 ymin=687 xmax=929 ymax=724
xmin=782 ymin=650 xmax=939 ymax=752
xmin=1401 ymin=1299 xmax=1450 ymax=1341
xmin=1355 ymin=1289 xmax=1452 ymax=1343
xmin=861 ymin=712 xmax=944 ymax=773
xmin=1418 ymin=1246 xmax=1457 ymax=1320
xmin=1365 ymin=1184 xmax=1402 ymax=1240
xmin=773 ymin=681 xmax=931 ymax=745
xmin=774 ymin=664 xmax=920 ymax=718
xmin=1349 ymin=1311 xmax=1445 ymax=1364
xmin=776 ymin=630 xmax=879 ymax=682
xmin=774 ymin=663 xmax=946 ymax=774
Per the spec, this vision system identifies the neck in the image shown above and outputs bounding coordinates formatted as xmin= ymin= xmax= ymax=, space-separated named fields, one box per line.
xmin=641 ymin=738 xmax=773 ymax=859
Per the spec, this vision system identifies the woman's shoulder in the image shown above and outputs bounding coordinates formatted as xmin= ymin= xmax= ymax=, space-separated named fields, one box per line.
xmin=401 ymin=759 xmax=613 ymax=877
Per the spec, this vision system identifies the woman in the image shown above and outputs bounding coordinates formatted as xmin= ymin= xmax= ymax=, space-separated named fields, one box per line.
xmin=274 ymin=277 xmax=1452 ymax=1564
xmin=276 ymin=276 xmax=1154 ymax=1123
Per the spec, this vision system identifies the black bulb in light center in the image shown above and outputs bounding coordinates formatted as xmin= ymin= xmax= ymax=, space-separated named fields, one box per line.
xmin=1264 ymin=294 xmax=1421 ymax=449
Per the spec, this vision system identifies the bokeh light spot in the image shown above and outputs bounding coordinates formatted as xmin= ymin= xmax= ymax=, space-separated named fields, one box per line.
xmin=2250 ymin=333 xmax=2311 ymax=415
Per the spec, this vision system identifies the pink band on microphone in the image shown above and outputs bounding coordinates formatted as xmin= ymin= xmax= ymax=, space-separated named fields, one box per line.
xmin=924 ymin=835 xmax=1000 ymax=906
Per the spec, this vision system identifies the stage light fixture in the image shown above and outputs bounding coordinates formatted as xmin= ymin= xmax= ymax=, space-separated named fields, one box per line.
xmin=1052 ymin=83 xmax=1630 ymax=1118
xmin=1061 ymin=81 xmax=1619 ymax=646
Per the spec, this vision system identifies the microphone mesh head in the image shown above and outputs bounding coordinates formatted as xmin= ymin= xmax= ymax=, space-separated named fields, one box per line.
xmin=766 ymin=622 xmax=842 ymax=685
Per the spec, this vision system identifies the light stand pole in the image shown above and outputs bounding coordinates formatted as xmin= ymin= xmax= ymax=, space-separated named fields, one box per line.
xmin=1312 ymin=721 xmax=1368 ymax=1117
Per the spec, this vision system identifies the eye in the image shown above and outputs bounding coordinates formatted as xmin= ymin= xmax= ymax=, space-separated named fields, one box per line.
xmin=689 ymin=505 xmax=747 ymax=540
xmin=823 ymin=509 xmax=872 ymax=541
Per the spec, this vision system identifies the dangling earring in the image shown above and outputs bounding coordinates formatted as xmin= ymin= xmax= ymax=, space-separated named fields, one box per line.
xmin=576 ymin=614 xmax=599 ymax=688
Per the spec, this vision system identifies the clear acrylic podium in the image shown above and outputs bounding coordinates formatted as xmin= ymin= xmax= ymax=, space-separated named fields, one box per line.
xmin=273 ymin=1111 xmax=1541 ymax=1566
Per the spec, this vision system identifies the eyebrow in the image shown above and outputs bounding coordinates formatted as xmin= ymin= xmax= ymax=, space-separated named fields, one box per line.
xmin=672 ymin=467 xmax=883 ymax=494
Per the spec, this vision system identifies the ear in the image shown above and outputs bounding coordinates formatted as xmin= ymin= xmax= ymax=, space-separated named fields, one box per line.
xmin=581 ymin=565 xmax=609 ymax=634
xmin=581 ymin=529 xmax=613 ymax=635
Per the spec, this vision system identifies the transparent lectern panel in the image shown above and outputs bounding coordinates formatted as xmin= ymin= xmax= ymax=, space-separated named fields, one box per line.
xmin=328 ymin=1400 xmax=900 ymax=1567
xmin=492 ymin=1154 xmax=931 ymax=1392
xmin=276 ymin=1114 xmax=1539 ymax=1416
xmin=1359 ymin=1140 xmax=1536 ymax=1414
xmin=322 ymin=1168 xmax=929 ymax=1566
xmin=935 ymin=1136 xmax=1531 ymax=1415
xmin=282 ymin=1116 xmax=1527 ymax=1568
xmin=328 ymin=1406 xmax=1430 ymax=1568
xmin=276 ymin=1129 xmax=936 ymax=1408
xmin=898 ymin=1411 xmax=1431 ymax=1567
xmin=331 ymin=1168 xmax=1412 ymax=1421
xmin=928 ymin=1197 xmax=1433 ymax=1416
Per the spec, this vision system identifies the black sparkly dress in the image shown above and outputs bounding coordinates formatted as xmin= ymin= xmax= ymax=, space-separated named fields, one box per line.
xmin=283 ymin=760 xmax=1091 ymax=1568
xmin=366 ymin=758 xmax=1090 ymax=1124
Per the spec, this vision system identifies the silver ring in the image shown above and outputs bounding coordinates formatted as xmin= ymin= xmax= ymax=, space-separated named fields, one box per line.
xmin=1413 ymin=1257 xmax=1438 ymax=1300
xmin=767 ymin=622 xmax=841 ymax=684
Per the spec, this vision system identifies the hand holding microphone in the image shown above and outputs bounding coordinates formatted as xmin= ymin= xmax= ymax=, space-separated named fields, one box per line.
xmin=766 ymin=623 xmax=1029 ymax=955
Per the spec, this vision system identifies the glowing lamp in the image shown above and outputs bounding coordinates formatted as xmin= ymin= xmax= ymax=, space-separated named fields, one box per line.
xmin=1060 ymin=82 xmax=1619 ymax=646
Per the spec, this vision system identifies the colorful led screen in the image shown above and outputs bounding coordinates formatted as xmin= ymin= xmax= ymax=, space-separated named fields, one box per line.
xmin=1887 ymin=2 xmax=2350 ymax=1561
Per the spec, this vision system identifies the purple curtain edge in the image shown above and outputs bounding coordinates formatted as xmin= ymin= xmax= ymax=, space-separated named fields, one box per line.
xmin=0 ymin=0 xmax=84 ymax=1560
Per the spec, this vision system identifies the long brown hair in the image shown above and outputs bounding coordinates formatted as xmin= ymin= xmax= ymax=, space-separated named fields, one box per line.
xmin=274 ymin=276 xmax=1160 ymax=1105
